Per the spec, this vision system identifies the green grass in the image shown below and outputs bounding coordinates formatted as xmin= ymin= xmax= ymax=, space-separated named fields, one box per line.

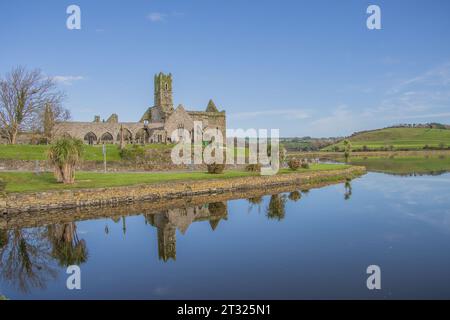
xmin=0 ymin=144 xmax=250 ymax=161
xmin=347 ymin=155 xmax=450 ymax=175
xmin=323 ymin=128 xmax=450 ymax=151
xmin=0 ymin=163 xmax=349 ymax=193
xmin=0 ymin=144 xmax=173 ymax=161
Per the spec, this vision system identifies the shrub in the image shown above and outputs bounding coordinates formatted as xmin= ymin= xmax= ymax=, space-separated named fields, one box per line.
xmin=47 ymin=137 xmax=83 ymax=184
xmin=0 ymin=178 xmax=6 ymax=193
xmin=287 ymin=158 xmax=301 ymax=170
xmin=207 ymin=163 xmax=225 ymax=174
xmin=245 ymin=163 xmax=261 ymax=172
xmin=120 ymin=145 xmax=146 ymax=161
xmin=301 ymin=162 xmax=310 ymax=169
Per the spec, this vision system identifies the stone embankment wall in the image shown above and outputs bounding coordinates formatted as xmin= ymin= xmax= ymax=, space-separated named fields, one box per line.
xmin=0 ymin=166 xmax=365 ymax=214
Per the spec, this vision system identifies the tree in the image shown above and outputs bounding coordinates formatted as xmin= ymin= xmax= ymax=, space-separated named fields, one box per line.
xmin=0 ymin=66 xmax=64 ymax=144
xmin=343 ymin=139 xmax=352 ymax=162
xmin=39 ymin=102 xmax=70 ymax=143
xmin=47 ymin=137 xmax=83 ymax=184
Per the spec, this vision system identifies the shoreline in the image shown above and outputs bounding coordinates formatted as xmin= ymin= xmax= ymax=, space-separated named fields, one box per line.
xmin=0 ymin=166 xmax=366 ymax=214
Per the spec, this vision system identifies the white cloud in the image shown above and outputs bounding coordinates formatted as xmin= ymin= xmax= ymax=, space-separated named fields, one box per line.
xmin=53 ymin=75 xmax=84 ymax=85
xmin=146 ymin=12 xmax=185 ymax=23
xmin=304 ymin=105 xmax=368 ymax=137
xmin=147 ymin=12 xmax=167 ymax=22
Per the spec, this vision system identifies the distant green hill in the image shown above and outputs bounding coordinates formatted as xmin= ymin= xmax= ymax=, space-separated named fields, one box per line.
xmin=322 ymin=127 xmax=450 ymax=151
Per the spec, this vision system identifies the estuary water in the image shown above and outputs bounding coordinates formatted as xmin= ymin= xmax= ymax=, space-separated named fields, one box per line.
xmin=1 ymin=171 xmax=450 ymax=299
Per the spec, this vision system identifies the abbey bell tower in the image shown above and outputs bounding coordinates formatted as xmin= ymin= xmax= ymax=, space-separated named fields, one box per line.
xmin=154 ymin=72 xmax=174 ymax=112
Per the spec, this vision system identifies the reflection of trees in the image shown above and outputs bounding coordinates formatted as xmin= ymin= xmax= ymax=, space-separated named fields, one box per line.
xmin=344 ymin=179 xmax=352 ymax=200
xmin=46 ymin=223 xmax=88 ymax=267
xmin=0 ymin=229 xmax=8 ymax=249
xmin=288 ymin=191 xmax=302 ymax=202
xmin=266 ymin=194 xmax=287 ymax=221
xmin=0 ymin=228 xmax=57 ymax=293
xmin=247 ymin=196 xmax=263 ymax=213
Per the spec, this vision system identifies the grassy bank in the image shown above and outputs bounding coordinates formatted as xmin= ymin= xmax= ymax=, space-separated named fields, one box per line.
xmin=0 ymin=164 xmax=348 ymax=193
xmin=0 ymin=144 xmax=250 ymax=162
xmin=0 ymin=144 xmax=175 ymax=161
xmin=323 ymin=127 xmax=450 ymax=151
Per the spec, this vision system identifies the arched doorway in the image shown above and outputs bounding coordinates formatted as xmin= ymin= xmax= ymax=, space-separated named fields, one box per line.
xmin=100 ymin=132 xmax=114 ymax=144
xmin=135 ymin=128 xmax=150 ymax=144
xmin=84 ymin=132 xmax=97 ymax=145
xmin=116 ymin=129 xmax=133 ymax=143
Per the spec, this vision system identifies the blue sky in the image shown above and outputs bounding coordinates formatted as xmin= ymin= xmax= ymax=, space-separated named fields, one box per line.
xmin=1 ymin=0 xmax=450 ymax=137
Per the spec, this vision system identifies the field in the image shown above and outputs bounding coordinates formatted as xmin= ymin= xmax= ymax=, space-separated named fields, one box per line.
xmin=0 ymin=144 xmax=251 ymax=162
xmin=0 ymin=164 xmax=348 ymax=193
xmin=0 ymin=144 xmax=175 ymax=161
xmin=322 ymin=128 xmax=450 ymax=151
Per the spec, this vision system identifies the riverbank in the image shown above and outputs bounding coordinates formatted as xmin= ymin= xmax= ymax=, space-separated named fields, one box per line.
xmin=287 ymin=149 xmax=450 ymax=159
xmin=0 ymin=165 xmax=365 ymax=214
xmin=0 ymin=169 xmax=363 ymax=229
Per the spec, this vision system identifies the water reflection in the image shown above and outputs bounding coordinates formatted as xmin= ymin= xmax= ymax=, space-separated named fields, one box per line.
xmin=346 ymin=156 xmax=450 ymax=176
xmin=144 ymin=202 xmax=228 ymax=261
xmin=0 ymin=228 xmax=57 ymax=293
xmin=266 ymin=194 xmax=287 ymax=221
xmin=344 ymin=179 xmax=352 ymax=200
xmin=0 ymin=189 xmax=313 ymax=291
xmin=3 ymin=173 xmax=450 ymax=299
xmin=46 ymin=223 xmax=88 ymax=267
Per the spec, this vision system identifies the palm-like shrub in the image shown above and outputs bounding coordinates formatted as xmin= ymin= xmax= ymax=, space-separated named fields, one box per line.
xmin=47 ymin=137 xmax=83 ymax=184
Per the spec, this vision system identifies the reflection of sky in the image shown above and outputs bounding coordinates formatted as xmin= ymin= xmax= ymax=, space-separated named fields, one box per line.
xmin=2 ymin=172 xmax=450 ymax=299
xmin=357 ymin=173 xmax=450 ymax=233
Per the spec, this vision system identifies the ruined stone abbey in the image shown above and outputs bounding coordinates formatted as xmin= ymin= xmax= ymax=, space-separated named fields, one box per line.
xmin=53 ymin=73 xmax=226 ymax=144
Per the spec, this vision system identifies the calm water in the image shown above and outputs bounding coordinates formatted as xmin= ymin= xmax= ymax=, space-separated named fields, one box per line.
xmin=2 ymin=171 xmax=450 ymax=299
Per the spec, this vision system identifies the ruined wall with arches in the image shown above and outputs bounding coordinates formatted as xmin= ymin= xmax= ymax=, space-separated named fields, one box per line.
xmin=53 ymin=122 xmax=164 ymax=145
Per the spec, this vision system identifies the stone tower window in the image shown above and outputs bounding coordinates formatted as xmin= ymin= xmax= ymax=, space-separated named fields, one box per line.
xmin=165 ymin=83 xmax=168 ymax=90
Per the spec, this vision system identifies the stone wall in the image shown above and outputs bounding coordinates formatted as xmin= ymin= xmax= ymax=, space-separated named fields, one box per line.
xmin=0 ymin=166 xmax=366 ymax=214
xmin=53 ymin=121 xmax=164 ymax=144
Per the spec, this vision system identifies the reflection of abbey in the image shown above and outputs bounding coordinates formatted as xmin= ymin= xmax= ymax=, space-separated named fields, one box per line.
xmin=53 ymin=73 xmax=226 ymax=144
xmin=146 ymin=202 xmax=228 ymax=261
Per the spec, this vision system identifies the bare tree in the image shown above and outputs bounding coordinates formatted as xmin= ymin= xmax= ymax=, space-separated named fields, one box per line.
xmin=0 ymin=66 xmax=64 ymax=144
